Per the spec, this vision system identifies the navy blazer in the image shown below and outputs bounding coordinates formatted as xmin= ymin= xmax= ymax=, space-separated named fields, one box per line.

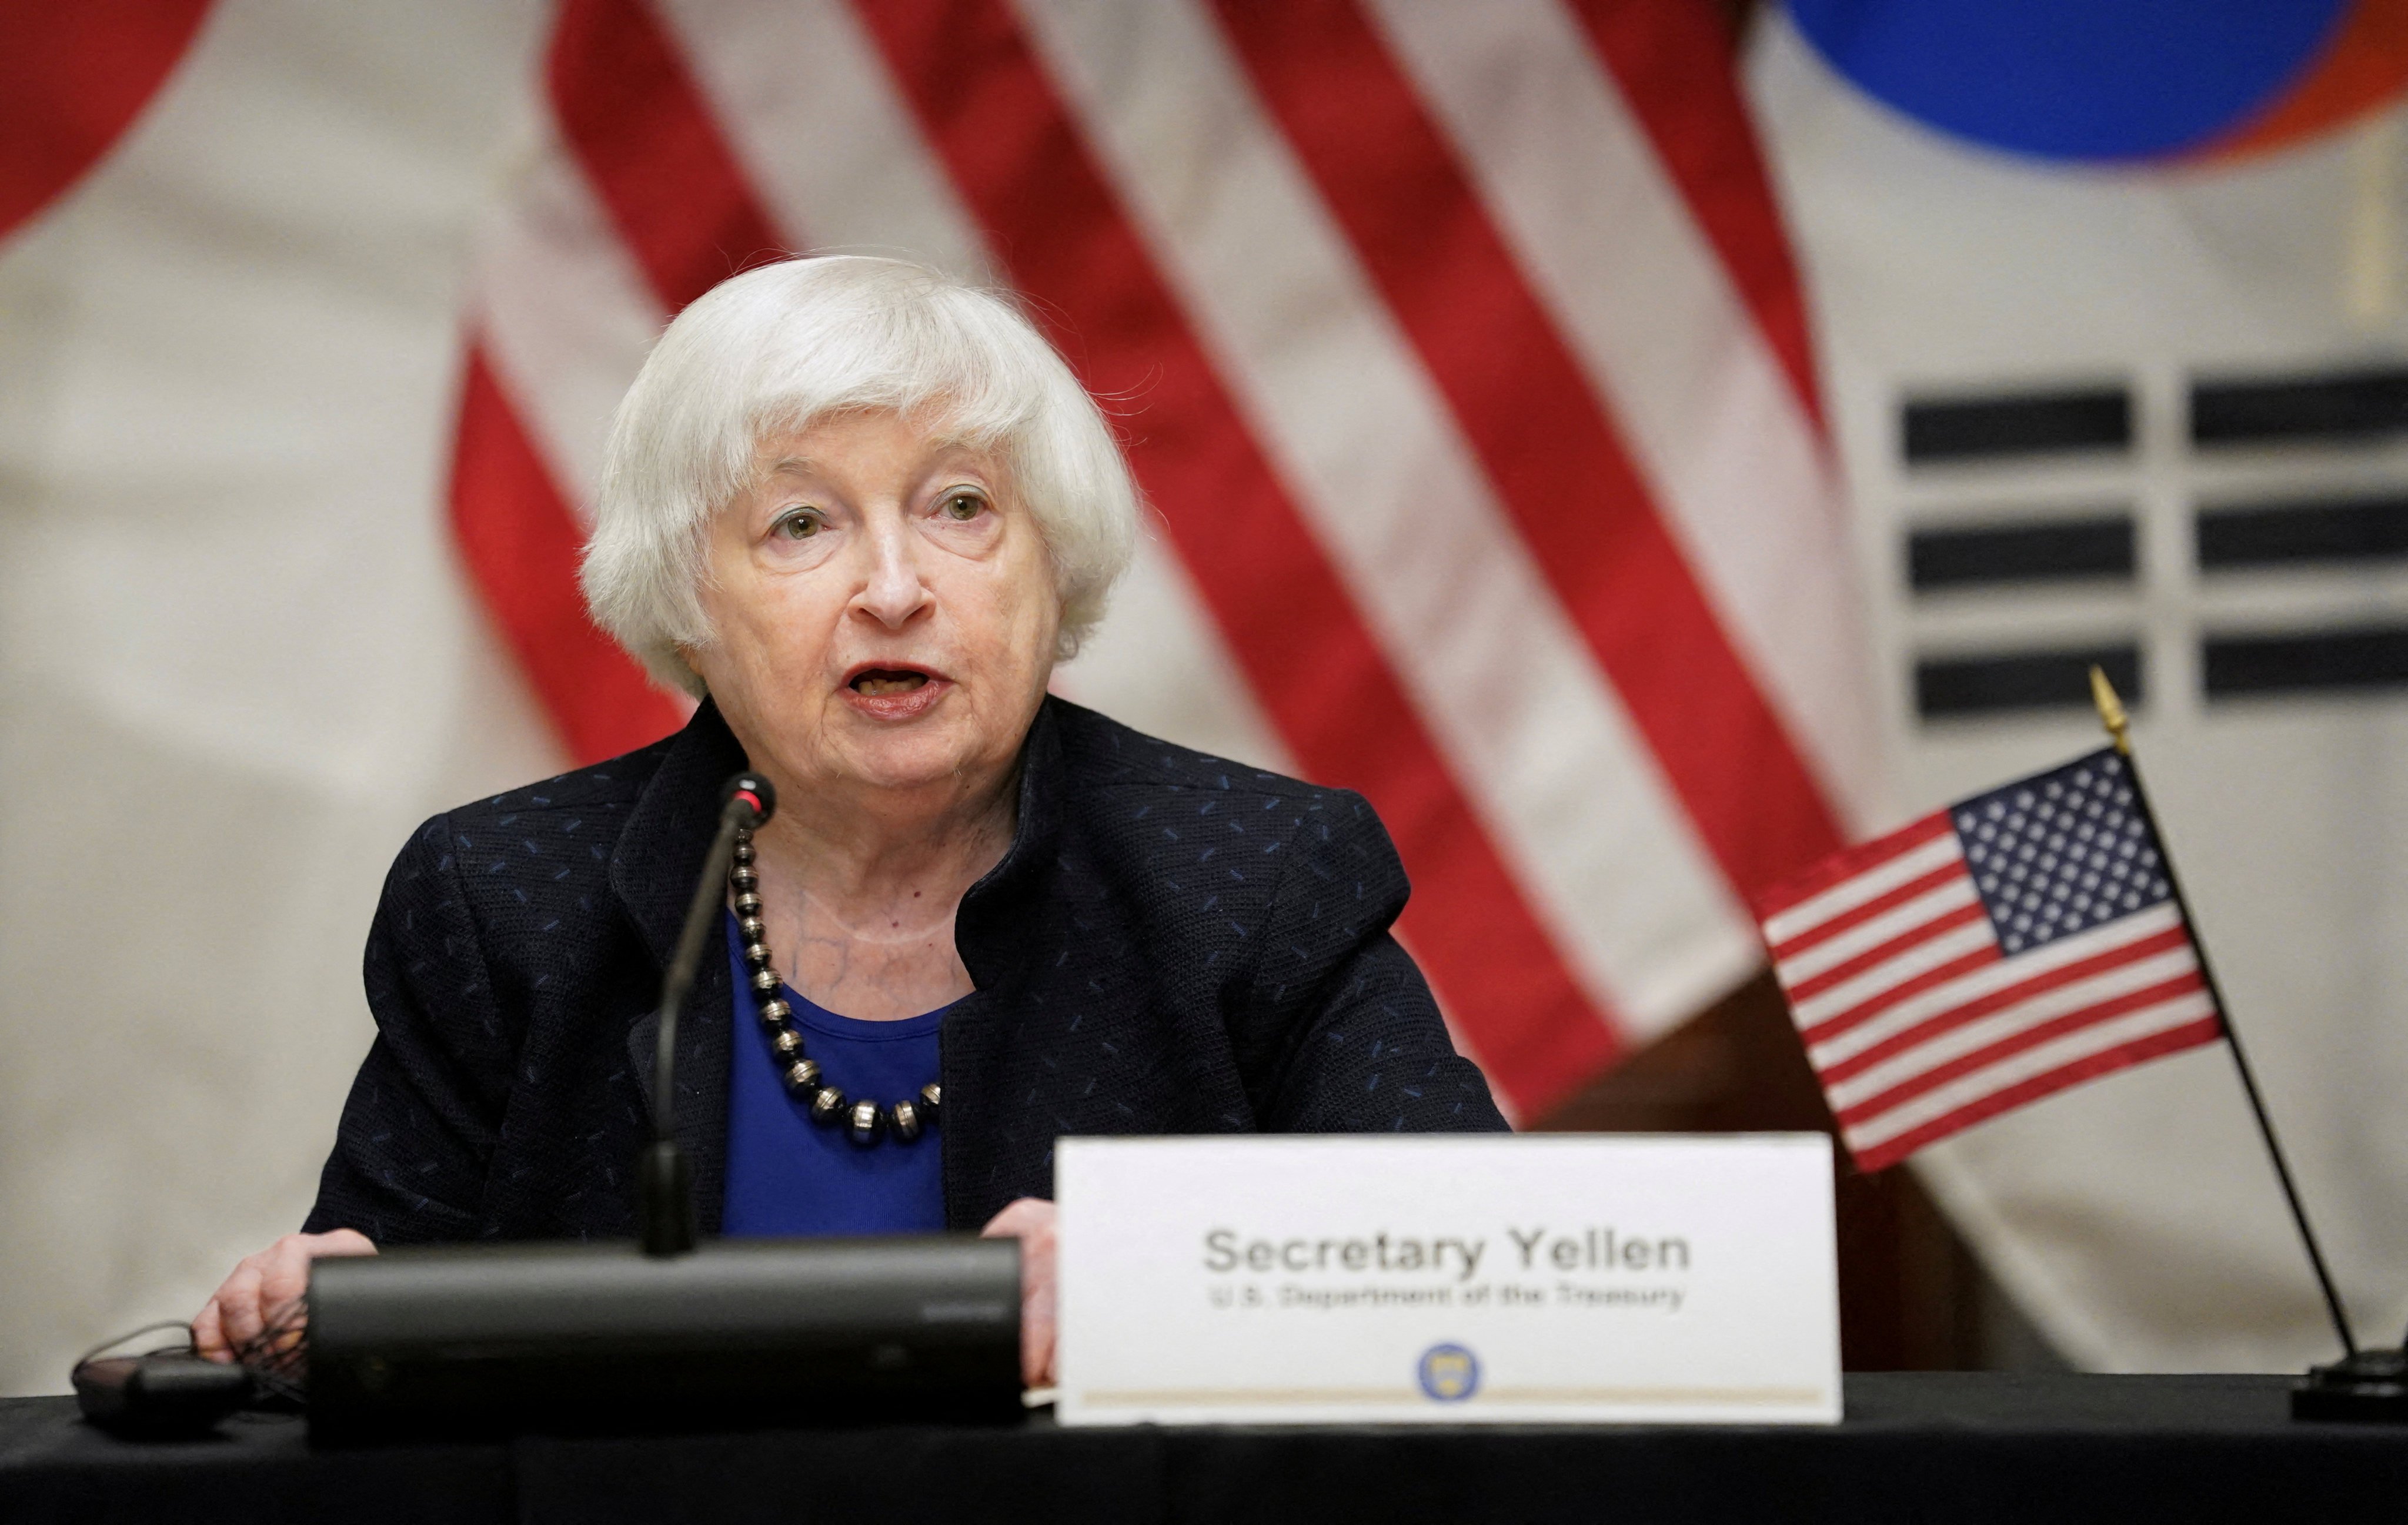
xmin=303 ymin=697 xmax=1507 ymax=1242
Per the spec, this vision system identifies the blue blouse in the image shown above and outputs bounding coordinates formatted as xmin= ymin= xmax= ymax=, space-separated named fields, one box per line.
xmin=719 ymin=913 xmax=948 ymax=1236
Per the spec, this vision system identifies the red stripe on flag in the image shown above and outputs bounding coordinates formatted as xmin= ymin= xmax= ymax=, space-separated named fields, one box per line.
xmin=1846 ymin=1018 xmax=2225 ymax=1172
xmin=448 ymin=345 xmax=686 ymax=763
xmin=1816 ymin=925 xmax=2197 ymax=1086
xmin=1781 ymin=901 xmax=1986 ymax=1005
xmin=1769 ymin=859 xmax=1968 ymax=963
xmin=463 ymin=0 xmax=787 ymax=767
xmin=547 ymin=0 xmax=787 ymax=312
xmin=1210 ymin=0 xmax=1843 ymax=900
xmin=0 ymin=0 xmax=216 ymax=243
xmin=849 ymin=0 xmax=1623 ymax=1111
xmin=1833 ymin=971 xmax=2209 ymax=1125
xmin=1559 ymin=0 xmax=1825 ymax=427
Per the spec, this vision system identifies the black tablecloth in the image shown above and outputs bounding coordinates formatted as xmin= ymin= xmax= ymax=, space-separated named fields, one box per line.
xmin=6 ymin=1373 xmax=2406 ymax=1524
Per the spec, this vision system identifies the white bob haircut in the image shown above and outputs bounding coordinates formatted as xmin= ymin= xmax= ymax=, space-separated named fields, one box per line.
xmin=581 ymin=255 xmax=1140 ymax=697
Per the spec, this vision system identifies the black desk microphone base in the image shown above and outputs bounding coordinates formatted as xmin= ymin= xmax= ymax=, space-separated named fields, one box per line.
xmin=2294 ymin=1347 xmax=2408 ymax=1422
xmin=305 ymin=1235 xmax=1021 ymax=1444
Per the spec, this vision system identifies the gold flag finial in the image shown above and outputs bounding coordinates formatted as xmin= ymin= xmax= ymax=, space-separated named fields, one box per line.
xmin=2089 ymin=665 xmax=2131 ymax=755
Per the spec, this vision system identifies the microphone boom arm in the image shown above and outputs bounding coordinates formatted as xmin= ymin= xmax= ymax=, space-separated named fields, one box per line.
xmin=640 ymin=774 xmax=776 ymax=1256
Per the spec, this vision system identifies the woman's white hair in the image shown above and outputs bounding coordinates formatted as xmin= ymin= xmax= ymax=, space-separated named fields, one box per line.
xmin=580 ymin=255 xmax=1140 ymax=697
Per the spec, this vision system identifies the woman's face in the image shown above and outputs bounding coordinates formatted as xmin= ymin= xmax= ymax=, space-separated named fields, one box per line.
xmin=686 ymin=409 xmax=1061 ymax=805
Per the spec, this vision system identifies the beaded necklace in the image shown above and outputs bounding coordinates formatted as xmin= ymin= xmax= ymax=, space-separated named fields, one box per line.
xmin=730 ymin=825 xmax=941 ymax=1148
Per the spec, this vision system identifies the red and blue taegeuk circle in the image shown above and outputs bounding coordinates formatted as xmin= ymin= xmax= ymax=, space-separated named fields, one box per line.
xmin=1789 ymin=0 xmax=2408 ymax=162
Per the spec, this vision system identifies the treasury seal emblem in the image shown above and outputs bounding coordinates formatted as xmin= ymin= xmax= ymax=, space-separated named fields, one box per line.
xmin=1417 ymin=1343 xmax=1479 ymax=1402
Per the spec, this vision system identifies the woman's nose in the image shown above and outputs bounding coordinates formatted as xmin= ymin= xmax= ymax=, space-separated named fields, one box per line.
xmin=855 ymin=523 xmax=933 ymax=628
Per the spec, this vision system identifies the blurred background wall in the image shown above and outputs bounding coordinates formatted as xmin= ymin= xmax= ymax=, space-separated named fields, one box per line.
xmin=8 ymin=0 xmax=2408 ymax=1393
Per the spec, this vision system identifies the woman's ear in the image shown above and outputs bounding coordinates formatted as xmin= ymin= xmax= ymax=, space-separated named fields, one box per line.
xmin=668 ymin=644 xmax=713 ymax=700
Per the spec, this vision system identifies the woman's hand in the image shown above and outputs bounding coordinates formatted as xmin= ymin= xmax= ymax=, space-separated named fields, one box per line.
xmin=979 ymin=1197 xmax=1057 ymax=1387
xmin=192 ymin=1229 xmax=376 ymax=1365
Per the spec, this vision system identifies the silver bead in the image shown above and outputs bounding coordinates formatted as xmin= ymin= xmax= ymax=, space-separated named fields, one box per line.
xmin=849 ymin=1101 xmax=884 ymax=1146
xmin=757 ymin=997 xmax=792 ymax=1028
xmin=919 ymin=1083 xmax=942 ymax=1120
xmin=771 ymin=1028 xmax=806 ymax=1062
xmin=749 ymin=968 xmax=780 ymax=997
xmin=738 ymin=916 xmax=766 ymax=944
xmin=889 ymin=1099 xmax=921 ymax=1142
xmin=733 ymin=892 xmax=764 ymax=917
xmin=730 ymin=867 xmax=759 ymax=893
xmin=781 ymin=1058 xmax=821 ymax=1096
xmin=742 ymin=941 xmax=773 ymax=969
xmin=732 ymin=839 xmax=756 ymax=865
xmin=809 ymin=1086 xmax=848 ymax=1126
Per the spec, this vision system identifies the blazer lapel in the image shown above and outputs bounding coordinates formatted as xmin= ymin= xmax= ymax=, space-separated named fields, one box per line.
xmin=613 ymin=699 xmax=749 ymax=1235
xmin=940 ymin=700 xmax=1065 ymax=1226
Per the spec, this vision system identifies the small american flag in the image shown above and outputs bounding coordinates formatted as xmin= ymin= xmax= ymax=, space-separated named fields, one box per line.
xmin=1756 ymin=747 xmax=2226 ymax=1170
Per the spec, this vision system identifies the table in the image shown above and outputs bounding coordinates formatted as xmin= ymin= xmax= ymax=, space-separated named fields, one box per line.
xmin=6 ymin=1373 xmax=2406 ymax=1523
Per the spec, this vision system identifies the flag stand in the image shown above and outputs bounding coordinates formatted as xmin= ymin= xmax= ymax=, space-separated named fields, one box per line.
xmin=2086 ymin=668 xmax=2405 ymax=1421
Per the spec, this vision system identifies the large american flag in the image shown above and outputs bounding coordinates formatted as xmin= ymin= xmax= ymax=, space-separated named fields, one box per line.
xmin=1758 ymin=748 xmax=2225 ymax=1170
xmin=442 ymin=0 xmax=1885 ymax=1119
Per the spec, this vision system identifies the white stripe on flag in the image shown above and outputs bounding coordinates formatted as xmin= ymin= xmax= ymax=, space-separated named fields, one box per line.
xmin=656 ymin=0 xmax=990 ymax=283
xmin=470 ymin=127 xmax=663 ymax=508
xmin=1790 ymin=918 xmax=1997 ymax=1029
xmin=1762 ymin=828 xmax=1959 ymax=946
xmin=1805 ymin=904 xmax=2186 ymax=1062
xmin=1843 ymin=992 xmax=2220 ymax=1152
xmin=1823 ymin=943 xmax=2204 ymax=1109
xmin=1052 ymin=529 xmax=1298 ymax=776
xmin=1015 ymin=0 xmax=1757 ymax=1031
xmin=1772 ymin=875 xmax=1978 ymax=985
xmin=1365 ymin=0 xmax=1885 ymax=832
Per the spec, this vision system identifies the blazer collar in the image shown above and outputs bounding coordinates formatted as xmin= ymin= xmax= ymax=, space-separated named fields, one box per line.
xmin=956 ymin=696 xmax=1066 ymax=989
xmin=610 ymin=697 xmax=752 ymax=970
xmin=621 ymin=694 xmax=1074 ymax=973
xmin=613 ymin=694 xmax=1070 ymax=979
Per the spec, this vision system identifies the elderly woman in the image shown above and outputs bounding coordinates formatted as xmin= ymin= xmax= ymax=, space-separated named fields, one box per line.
xmin=196 ymin=256 xmax=1506 ymax=1382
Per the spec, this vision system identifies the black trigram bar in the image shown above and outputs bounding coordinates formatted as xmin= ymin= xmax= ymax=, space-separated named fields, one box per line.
xmin=1902 ymin=387 xmax=2131 ymax=464
xmin=1916 ymin=645 xmax=2142 ymax=718
xmin=2203 ymin=626 xmax=2408 ymax=696
xmin=2197 ymin=494 xmax=2408 ymax=568
xmin=1908 ymin=516 xmax=2135 ymax=590
xmin=2192 ymin=368 xmax=2408 ymax=445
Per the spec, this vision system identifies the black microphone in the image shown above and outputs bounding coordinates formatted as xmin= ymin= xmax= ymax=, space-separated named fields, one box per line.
xmin=639 ymin=770 xmax=777 ymax=1256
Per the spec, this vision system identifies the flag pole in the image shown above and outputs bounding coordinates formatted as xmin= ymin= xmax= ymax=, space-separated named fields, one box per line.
xmin=2086 ymin=666 xmax=2358 ymax=1358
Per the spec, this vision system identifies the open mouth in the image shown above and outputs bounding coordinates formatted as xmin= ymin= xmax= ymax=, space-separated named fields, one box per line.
xmin=849 ymin=668 xmax=931 ymax=697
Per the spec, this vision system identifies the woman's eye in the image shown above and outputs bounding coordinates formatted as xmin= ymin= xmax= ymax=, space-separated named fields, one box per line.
xmin=774 ymin=509 xmax=821 ymax=540
xmin=941 ymin=491 xmax=984 ymax=521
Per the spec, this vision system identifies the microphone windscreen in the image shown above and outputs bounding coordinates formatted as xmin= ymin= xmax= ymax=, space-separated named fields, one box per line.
xmin=724 ymin=771 xmax=777 ymax=827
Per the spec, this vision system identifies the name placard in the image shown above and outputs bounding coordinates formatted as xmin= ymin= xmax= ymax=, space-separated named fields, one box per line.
xmin=1054 ymin=1134 xmax=1839 ymax=1426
